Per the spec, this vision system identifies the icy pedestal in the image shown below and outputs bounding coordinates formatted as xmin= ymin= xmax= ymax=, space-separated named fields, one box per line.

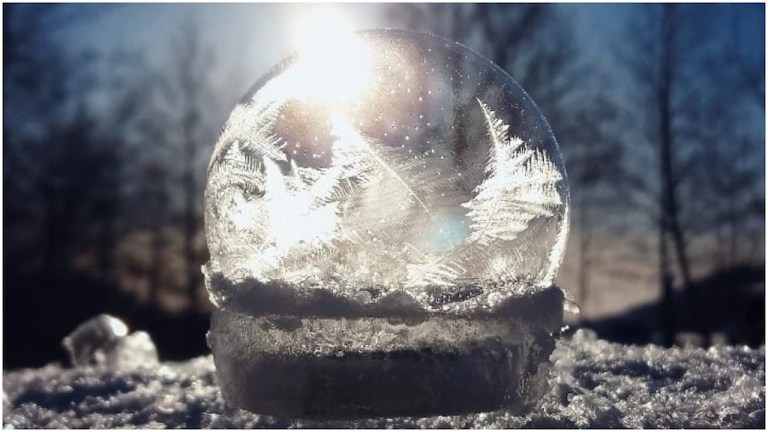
xmin=208 ymin=285 xmax=563 ymax=419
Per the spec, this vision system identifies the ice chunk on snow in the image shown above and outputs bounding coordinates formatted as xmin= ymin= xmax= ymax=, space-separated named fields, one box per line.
xmin=107 ymin=331 xmax=159 ymax=370
xmin=62 ymin=314 xmax=158 ymax=369
xmin=62 ymin=314 xmax=128 ymax=367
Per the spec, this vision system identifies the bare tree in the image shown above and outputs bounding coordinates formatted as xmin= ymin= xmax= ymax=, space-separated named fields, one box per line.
xmin=98 ymin=50 xmax=174 ymax=302
xmin=97 ymin=19 xmax=248 ymax=312
xmin=620 ymin=5 xmax=703 ymax=344
xmin=727 ymin=4 xmax=765 ymax=107
xmin=4 ymin=4 xmax=122 ymax=279
xmin=622 ymin=4 xmax=764 ymax=343
xmin=565 ymin=87 xmax=625 ymax=319
xmin=681 ymin=50 xmax=764 ymax=271
xmin=162 ymin=19 xmax=221 ymax=306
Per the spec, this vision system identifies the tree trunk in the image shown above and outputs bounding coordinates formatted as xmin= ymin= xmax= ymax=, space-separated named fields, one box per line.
xmin=659 ymin=217 xmax=675 ymax=347
xmin=659 ymin=4 xmax=692 ymax=293
xmin=147 ymin=168 xmax=168 ymax=306
xmin=182 ymin=112 xmax=199 ymax=304
xmin=97 ymin=213 xmax=115 ymax=282
xmin=42 ymin=184 xmax=62 ymax=276
xmin=174 ymin=23 xmax=205 ymax=309
xmin=149 ymin=224 xmax=164 ymax=305
xmin=577 ymin=193 xmax=591 ymax=322
xmin=658 ymin=4 xmax=682 ymax=346
xmin=658 ymin=7 xmax=693 ymax=284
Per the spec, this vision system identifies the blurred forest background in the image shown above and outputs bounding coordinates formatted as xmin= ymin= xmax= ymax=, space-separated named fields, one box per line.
xmin=4 ymin=3 xmax=765 ymax=368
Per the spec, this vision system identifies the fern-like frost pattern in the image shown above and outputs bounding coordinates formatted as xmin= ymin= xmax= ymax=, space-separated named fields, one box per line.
xmin=463 ymin=100 xmax=562 ymax=244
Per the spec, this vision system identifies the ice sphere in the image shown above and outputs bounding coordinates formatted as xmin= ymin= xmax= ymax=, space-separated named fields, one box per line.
xmin=204 ymin=29 xmax=569 ymax=418
xmin=62 ymin=314 xmax=158 ymax=369
xmin=204 ymin=30 xmax=570 ymax=312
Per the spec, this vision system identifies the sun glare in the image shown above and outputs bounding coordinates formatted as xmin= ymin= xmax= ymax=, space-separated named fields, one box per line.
xmin=292 ymin=8 xmax=372 ymax=102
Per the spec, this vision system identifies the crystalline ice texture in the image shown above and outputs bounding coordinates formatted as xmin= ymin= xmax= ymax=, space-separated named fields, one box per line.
xmin=204 ymin=30 xmax=569 ymax=315
xmin=208 ymin=286 xmax=564 ymax=418
xmin=62 ymin=314 xmax=158 ymax=369
xmin=62 ymin=314 xmax=128 ymax=367
xmin=203 ymin=29 xmax=570 ymax=418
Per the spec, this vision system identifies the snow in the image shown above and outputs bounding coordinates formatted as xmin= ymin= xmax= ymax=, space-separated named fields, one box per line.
xmin=3 ymin=329 xmax=764 ymax=428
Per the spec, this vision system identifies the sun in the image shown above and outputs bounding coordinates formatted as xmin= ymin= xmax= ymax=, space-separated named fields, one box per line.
xmin=291 ymin=8 xmax=372 ymax=103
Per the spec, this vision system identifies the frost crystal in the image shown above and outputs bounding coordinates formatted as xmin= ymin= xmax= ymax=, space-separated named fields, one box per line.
xmin=204 ymin=30 xmax=569 ymax=314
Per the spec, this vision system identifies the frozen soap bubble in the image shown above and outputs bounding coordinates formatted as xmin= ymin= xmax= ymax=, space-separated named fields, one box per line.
xmin=204 ymin=30 xmax=569 ymax=315
xmin=204 ymin=29 xmax=569 ymax=418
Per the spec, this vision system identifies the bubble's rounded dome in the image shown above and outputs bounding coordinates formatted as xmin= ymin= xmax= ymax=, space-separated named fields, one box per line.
xmin=204 ymin=30 xmax=569 ymax=313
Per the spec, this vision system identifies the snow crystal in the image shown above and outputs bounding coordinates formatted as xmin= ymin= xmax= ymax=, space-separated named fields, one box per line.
xmin=4 ymin=330 xmax=763 ymax=428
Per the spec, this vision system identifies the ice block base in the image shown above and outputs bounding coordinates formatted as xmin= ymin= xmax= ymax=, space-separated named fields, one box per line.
xmin=208 ymin=286 xmax=563 ymax=419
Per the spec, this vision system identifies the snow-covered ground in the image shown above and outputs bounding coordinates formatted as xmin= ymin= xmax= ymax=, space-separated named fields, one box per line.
xmin=2 ymin=330 xmax=764 ymax=428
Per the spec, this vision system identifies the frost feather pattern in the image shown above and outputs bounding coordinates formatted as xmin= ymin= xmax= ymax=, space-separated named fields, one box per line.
xmin=403 ymin=99 xmax=564 ymax=290
xmin=207 ymin=96 xmax=452 ymax=287
xmin=462 ymin=100 xmax=562 ymax=246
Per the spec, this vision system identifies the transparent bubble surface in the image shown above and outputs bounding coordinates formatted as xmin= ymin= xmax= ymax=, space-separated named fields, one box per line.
xmin=204 ymin=30 xmax=569 ymax=314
